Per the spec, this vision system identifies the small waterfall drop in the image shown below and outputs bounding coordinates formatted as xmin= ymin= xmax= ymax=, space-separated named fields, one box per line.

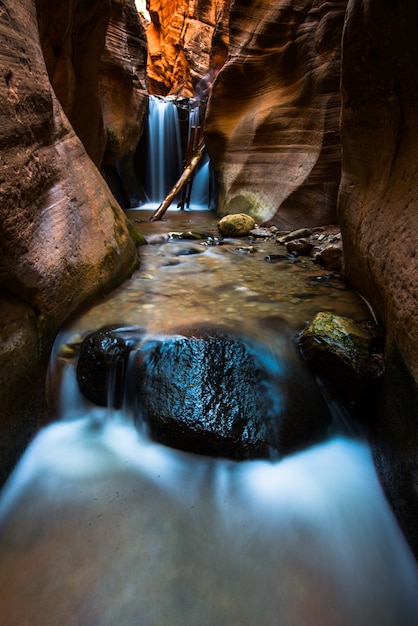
xmin=0 ymin=332 xmax=417 ymax=625
xmin=142 ymin=96 xmax=183 ymax=205
xmin=187 ymin=102 xmax=210 ymax=208
xmin=139 ymin=96 xmax=211 ymax=212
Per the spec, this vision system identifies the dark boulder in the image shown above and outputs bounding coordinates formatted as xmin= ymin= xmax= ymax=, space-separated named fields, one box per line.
xmin=77 ymin=326 xmax=146 ymax=408
xmin=77 ymin=323 xmax=332 ymax=460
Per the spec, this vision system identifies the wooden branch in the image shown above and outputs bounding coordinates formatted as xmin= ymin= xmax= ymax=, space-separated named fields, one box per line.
xmin=148 ymin=140 xmax=206 ymax=222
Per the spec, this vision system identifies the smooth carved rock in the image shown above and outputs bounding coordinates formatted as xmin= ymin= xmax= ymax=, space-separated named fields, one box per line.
xmin=338 ymin=0 xmax=418 ymax=559
xmin=205 ymin=0 xmax=347 ymax=229
xmin=146 ymin=0 xmax=228 ymax=96
xmin=100 ymin=0 xmax=149 ymax=208
xmin=36 ymin=0 xmax=111 ymax=166
xmin=0 ymin=0 xmax=138 ymax=484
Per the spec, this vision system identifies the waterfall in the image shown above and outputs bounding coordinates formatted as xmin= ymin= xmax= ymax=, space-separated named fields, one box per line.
xmin=139 ymin=96 xmax=210 ymax=211
xmin=188 ymin=102 xmax=210 ymax=208
xmin=0 ymin=345 xmax=417 ymax=625
xmin=142 ymin=96 xmax=183 ymax=205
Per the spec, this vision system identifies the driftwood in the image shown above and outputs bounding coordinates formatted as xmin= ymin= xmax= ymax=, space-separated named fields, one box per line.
xmin=148 ymin=140 xmax=206 ymax=222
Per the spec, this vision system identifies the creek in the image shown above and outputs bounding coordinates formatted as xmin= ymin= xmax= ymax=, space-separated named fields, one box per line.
xmin=0 ymin=97 xmax=417 ymax=624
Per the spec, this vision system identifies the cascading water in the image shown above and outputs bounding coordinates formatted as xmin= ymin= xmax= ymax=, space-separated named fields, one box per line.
xmin=140 ymin=95 xmax=210 ymax=211
xmin=0 ymin=326 xmax=418 ymax=625
xmin=1 ymin=209 xmax=418 ymax=624
xmin=187 ymin=102 xmax=210 ymax=208
xmin=142 ymin=96 xmax=183 ymax=205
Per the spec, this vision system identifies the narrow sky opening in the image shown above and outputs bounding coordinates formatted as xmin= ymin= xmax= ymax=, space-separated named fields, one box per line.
xmin=135 ymin=0 xmax=150 ymax=21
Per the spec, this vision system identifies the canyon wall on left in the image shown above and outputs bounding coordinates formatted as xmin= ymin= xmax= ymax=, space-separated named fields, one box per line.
xmin=0 ymin=0 xmax=141 ymax=483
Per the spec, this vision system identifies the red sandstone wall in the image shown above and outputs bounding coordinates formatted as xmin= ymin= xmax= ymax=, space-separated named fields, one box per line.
xmin=146 ymin=0 xmax=229 ymax=96
xmin=100 ymin=0 xmax=149 ymax=207
xmin=338 ymin=0 xmax=418 ymax=556
xmin=205 ymin=0 xmax=347 ymax=229
xmin=0 ymin=0 xmax=138 ymax=483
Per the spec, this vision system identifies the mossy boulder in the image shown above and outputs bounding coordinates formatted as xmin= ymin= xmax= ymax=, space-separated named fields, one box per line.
xmin=218 ymin=213 xmax=256 ymax=237
xmin=298 ymin=312 xmax=383 ymax=409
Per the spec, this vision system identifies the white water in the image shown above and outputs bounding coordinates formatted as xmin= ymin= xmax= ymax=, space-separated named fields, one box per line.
xmin=140 ymin=96 xmax=210 ymax=212
xmin=144 ymin=96 xmax=183 ymax=203
xmin=0 ymin=360 xmax=417 ymax=625
xmin=187 ymin=103 xmax=210 ymax=207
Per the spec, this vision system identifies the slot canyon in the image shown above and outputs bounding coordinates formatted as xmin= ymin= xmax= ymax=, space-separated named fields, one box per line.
xmin=1 ymin=0 xmax=418 ymax=623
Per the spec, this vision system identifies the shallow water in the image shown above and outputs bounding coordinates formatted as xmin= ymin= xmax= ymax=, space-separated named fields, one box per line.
xmin=0 ymin=401 xmax=417 ymax=625
xmin=1 ymin=209 xmax=417 ymax=625
xmin=66 ymin=209 xmax=371 ymax=341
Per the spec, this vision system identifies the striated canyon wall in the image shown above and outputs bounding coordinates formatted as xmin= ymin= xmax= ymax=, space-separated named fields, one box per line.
xmin=146 ymin=0 xmax=229 ymax=96
xmin=36 ymin=0 xmax=149 ymax=208
xmin=339 ymin=0 xmax=418 ymax=556
xmin=100 ymin=0 xmax=148 ymax=207
xmin=205 ymin=0 xmax=347 ymax=229
xmin=0 ymin=0 xmax=139 ymax=483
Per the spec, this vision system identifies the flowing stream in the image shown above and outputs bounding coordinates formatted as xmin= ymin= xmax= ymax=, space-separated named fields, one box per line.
xmin=0 ymin=99 xmax=417 ymax=624
xmin=0 ymin=208 xmax=417 ymax=625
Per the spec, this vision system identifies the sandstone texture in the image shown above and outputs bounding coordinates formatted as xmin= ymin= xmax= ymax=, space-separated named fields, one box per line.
xmin=0 ymin=0 xmax=138 ymax=483
xmin=205 ymin=0 xmax=347 ymax=229
xmin=36 ymin=0 xmax=149 ymax=207
xmin=100 ymin=0 xmax=149 ymax=208
xmin=146 ymin=0 xmax=229 ymax=96
xmin=338 ymin=0 xmax=418 ymax=557
xmin=36 ymin=0 xmax=110 ymax=166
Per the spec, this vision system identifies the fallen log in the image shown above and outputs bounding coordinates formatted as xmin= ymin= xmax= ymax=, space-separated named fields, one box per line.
xmin=149 ymin=140 xmax=206 ymax=222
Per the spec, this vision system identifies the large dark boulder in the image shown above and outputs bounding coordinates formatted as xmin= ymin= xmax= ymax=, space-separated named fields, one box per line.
xmin=77 ymin=323 xmax=332 ymax=460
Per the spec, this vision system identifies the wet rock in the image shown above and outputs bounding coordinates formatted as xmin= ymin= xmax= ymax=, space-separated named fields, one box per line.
xmin=77 ymin=326 xmax=146 ymax=408
xmin=277 ymin=228 xmax=312 ymax=244
xmin=168 ymin=231 xmax=212 ymax=241
xmin=372 ymin=343 xmax=418 ymax=561
xmin=218 ymin=213 xmax=256 ymax=237
xmin=249 ymin=227 xmax=275 ymax=238
xmin=166 ymin=244 xmax=204 ymax=256
xmin=232 ymin=245 xmax=257 ymax=255
xmin=264 ymin=253 xmax=289 ymax=262
xmin=77 ymin=323 xmax=332 ymax=460
xmin=285 ymin=238 xmax=314 ymax=256
xmin=298 ymin=312 xmax=383 ymax=409
xmin=312 ymin=242 xmax=343 ymax=272
xmin=136 ymin=325 xmax=331 ymax=459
